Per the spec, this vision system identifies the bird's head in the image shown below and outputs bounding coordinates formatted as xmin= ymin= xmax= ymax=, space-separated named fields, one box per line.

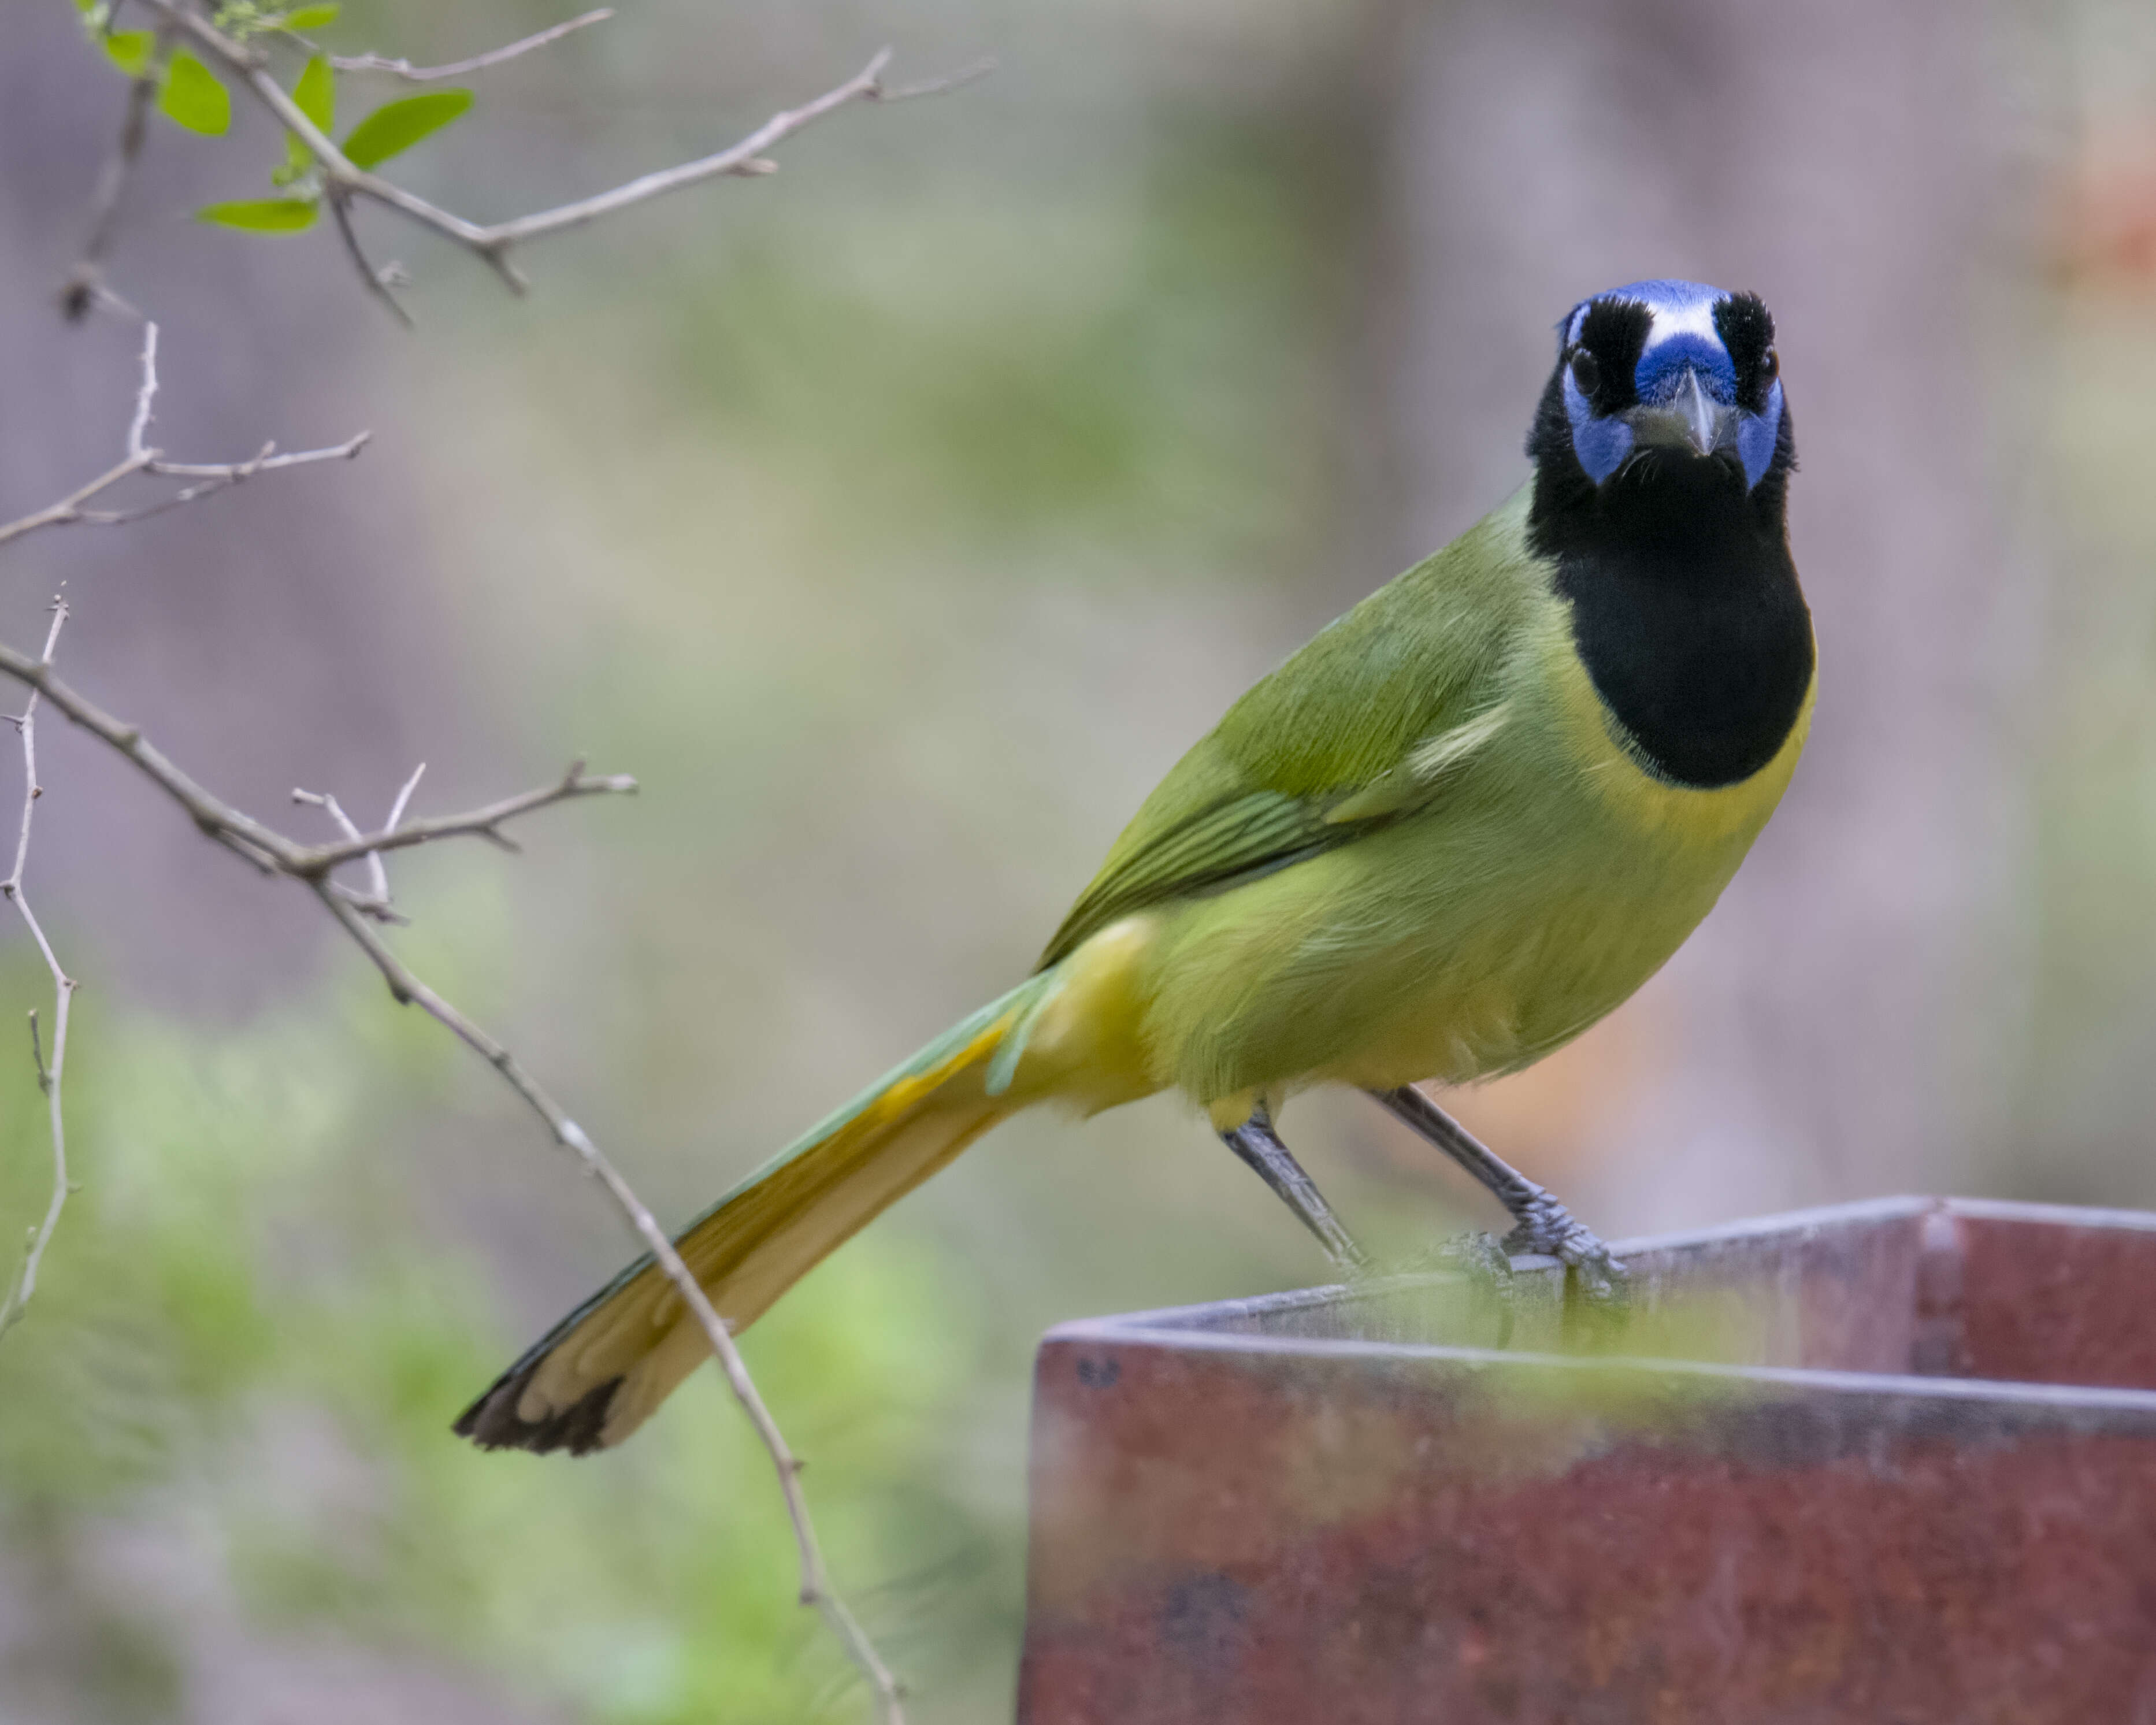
xmin=1528 ymin=280 xmax=1789 ymax=497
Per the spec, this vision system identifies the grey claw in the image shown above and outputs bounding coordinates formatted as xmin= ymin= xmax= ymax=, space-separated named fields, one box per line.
xmin=1501 ymin=1191 xmax=1628 ymax=1304
xmin=1395 ymin=1229 xmax=1513 ymax=1287
xmin=1567 ymin=1248 xmax=1628 ymax=1306
xmin=1443 ymin=1228 xmax=1516 ymax=1291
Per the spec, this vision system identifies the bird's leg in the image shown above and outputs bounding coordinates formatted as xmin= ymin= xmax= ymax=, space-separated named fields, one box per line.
xmin=1368 ymin=1085 xmax=1627 ymax=1303
xmin=1220 ymin=1104 xmax=1372 ymax=1277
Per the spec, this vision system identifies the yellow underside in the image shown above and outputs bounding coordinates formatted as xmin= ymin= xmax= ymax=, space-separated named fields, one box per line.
xmin=1031 ymin=616 xmax=1816 ymax=1129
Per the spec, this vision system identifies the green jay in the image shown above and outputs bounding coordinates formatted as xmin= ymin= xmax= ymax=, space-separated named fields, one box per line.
xmin=459 ymin=278 xmax=1813 ymax=1455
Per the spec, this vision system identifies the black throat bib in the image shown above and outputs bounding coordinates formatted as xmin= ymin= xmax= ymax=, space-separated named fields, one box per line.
xmin=1528 ymin=449 xmax=1813 ymax=790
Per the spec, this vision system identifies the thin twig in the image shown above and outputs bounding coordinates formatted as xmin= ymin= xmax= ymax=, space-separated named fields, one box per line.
xmin=878 ymin=57 xmax=999 ymax=103
xmin=0 ymin=324 xmax=369 ymax=550
xmin=0 ymin=641 xmax=630 ymax=881
xmin=138 ymin=0 xmax=962 ymax=311
xmin=32 ymin=64 xmax=923 ymax=1707
xmin=328 ymin=192 xmax=415 ymax=331
xmin=328 ymin=8 xmax=614 ymax=81
xmin=291 ymin=786 xmax=394 ymax=919
xmin=373 ymin=762 xmax=428 ymax=903
xmin=127 ymin=318 xmax=160 ymax=460
xmin=59 ymin=23 xmax=170 ymax=320
xmin=291 ymin=786 xmax=368 ymax=863
xmin=295 ymin=758 xmax=421 ymax=908
xmin=0 ymin=455 xmax=153 ymax=551
xmin=0 ymin=619 xmax=902 ymax=1711
xmin=317 ymin=889 xmax=907 ymax=1719
xmin=292 ymin=759 xmax=636 ymax=873
xmin=0 ymin=599 xmax=77 ymax=1341
xmin=384 ymin=762 xmax=427 ymax=833
xmin=477 ymin=47 xmax=896 ymax=249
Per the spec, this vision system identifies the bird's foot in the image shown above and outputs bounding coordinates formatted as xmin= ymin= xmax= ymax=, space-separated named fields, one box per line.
xmin=1392 ymin=1228 xmax=1514 ymax=1287
xmin=1428 ymin=1227 xmax=1516 ymax=1292
xmin=1391 ymin=1229 xmax=1516 ymax=1346
xmin=1501 ymin=1190 xmax=1628 ymax=1306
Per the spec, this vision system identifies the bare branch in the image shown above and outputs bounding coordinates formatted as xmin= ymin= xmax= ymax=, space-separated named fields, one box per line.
xmin=136 ymin=1 xmax=964 ymax=313
xmin=291 ymin=784 xmax=371 ymax=877
xmin=0 ymin=599 xmax=78 ymax=1341
xmin=879 ymin=56 xmax=999 ymax=103
xmin=328 ymin=8 xmax=614 ymax=81
xmin=0 ymin=455 xmax=152 ymax=551
xmin=325 ymin=879 xmax=409 ymax=925
xmin=0 ymin=638 xmax=629 ymax=887
xmin=0 ymin=323 xmax=369 ymax=550
xmin=292 ymin=761 xmax=636 ymax=874
xmin=127 ymin=317 xmax=160 ymax=461
xmin=32 ymin=32 xmax=937 ymax=1708
xmin=296 ymin=759 xmax=420 ymax=907
xmin=328 ymin=192 xmax=415 ymax=331
xmin=0 ymin=640 xmax=303 ymax=868
xmin=384 ymin=762 xmax=428 ymax=833
xmin=478 ymin=48 xmax=895 ymax=250
xmin=360 ymin=761 xmax=429 ymax=906
xmin=0 ymin=614 xmax=901 ymax=1712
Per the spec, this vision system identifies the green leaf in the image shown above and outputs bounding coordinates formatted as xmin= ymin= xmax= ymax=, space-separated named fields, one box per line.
xmin=341 ymin=88 xmax=472 ymax=170
xmin=291 ymin=53 xmax=332 ymax=131
xmin=281 ymin=3 xmax=342 ymax=27
xmin=159 ymin=51 xmax=231 ymax=135
xmin=271 ymin=55 xmax=336 ymax=187
xmin=195 ymin=198 xmax=320 ymax=233
xmin=102 ymin=29 xmax=154 ymax=75
xmin=272 ymin=140 xmax=313 ymax=188
xmin=293 ymin=53 xmax=335 ymax=132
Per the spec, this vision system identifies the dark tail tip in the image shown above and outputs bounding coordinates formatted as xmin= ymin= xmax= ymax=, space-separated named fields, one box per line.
xmin=454 ymin=1362 xmax=624 ymax=1457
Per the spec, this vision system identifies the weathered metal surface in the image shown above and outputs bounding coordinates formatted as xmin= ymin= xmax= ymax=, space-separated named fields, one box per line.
xmin=1015 ymin=1197 xmax=2156 ymax=1724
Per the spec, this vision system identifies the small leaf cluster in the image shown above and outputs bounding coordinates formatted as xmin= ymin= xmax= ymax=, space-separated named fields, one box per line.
xmin=76 ymin=0 xmax=231 ymax=135
xmin=211 ymin=2 xmax=344 ymax=39
xmin=70 ymin=2 xmax=475 ymax=235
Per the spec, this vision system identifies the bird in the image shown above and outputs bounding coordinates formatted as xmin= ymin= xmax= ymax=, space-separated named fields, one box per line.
xmin=457 ymin=277 xmax=1813 ymax=1456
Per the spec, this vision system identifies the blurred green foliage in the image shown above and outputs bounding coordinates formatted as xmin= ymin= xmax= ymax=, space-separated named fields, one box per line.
xmin=0 ymin=944 xmax=1001 ymax=1722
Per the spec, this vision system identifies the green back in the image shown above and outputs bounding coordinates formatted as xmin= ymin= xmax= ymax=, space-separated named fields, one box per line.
xmin=1038 ymin=488 xmax=1540 ymax=967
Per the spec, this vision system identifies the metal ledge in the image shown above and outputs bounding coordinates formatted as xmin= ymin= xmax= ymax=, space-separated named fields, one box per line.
xmin=1015 ymin=1196 xmax=2156 ymax=1724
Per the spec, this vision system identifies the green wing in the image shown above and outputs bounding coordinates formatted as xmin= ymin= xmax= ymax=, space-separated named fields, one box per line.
xmin=1038 ymin=772 xmax=1339 ymax=968
xmin=1037 ymin=487 xmax=1539 ymax=969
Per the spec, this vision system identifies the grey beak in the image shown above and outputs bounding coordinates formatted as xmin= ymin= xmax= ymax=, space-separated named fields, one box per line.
xmin=1625 ymin=365 xmax=1738 ymax=459
xmin=1676 ymin=368 xmax=1719 ymax=457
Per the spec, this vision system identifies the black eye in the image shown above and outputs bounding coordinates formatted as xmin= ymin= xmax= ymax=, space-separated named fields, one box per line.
xmin=1569 ymin=349 xmax=1600 ymax=397
xmin=1759 ymin=347 xmax=1779 ymax=384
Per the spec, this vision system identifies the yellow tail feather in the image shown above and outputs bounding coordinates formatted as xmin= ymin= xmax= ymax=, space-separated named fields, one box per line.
xmin=455 ymin=986 xmax=1037 ymax=1455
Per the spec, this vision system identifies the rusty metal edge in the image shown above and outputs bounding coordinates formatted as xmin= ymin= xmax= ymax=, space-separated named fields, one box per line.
xmin=1076 ymin=1194 xmax=2156 ymax=1341
xmin=1085 ymin=1263 xmax=1561 ymax=1336
xmin=1066 ymin=1194 xmax=1940 ymax=1341
xmin=1041 ymin=1195 xmax=2156 ymax=1415
xmin=1038 ymin=1323 xmax=2156 ymax=1418
xmin=1938 ymin=1194 xmax=2156 ymax=1233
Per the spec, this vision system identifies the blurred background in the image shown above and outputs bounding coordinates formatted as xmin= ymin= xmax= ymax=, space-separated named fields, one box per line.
xmin=2 ymin=0 xmax=2154 ymax=1718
